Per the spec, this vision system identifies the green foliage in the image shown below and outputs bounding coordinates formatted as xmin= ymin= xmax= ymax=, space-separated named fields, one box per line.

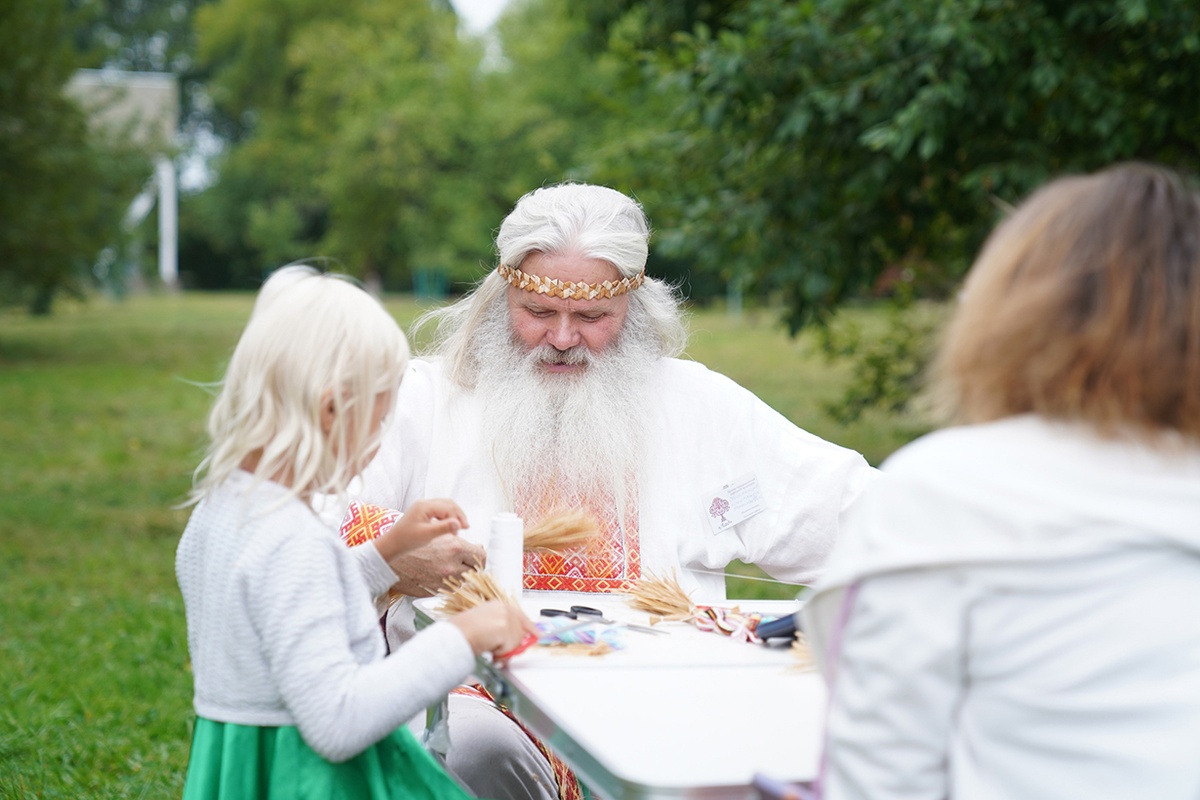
xmin=492 ymin=0 xmax=623 ymax=186
xmin=818 ymin=294 xmax=943 ymax=426
xmin=0 ymin=0 xmax=150 ymax=314
xmin=585 ymin=0 xmax=1200 ymax=331
xmin=189 ymin=0 xmax=514 ymax=290
xmin=69 ymin=0 xmax=206 ymax=74
xmin=185 ymin=0 xmax=690 ymax=292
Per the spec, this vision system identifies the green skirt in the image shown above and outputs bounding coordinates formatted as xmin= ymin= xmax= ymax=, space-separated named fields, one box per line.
xmin=182 ymin=717 xmax=472 ymax=800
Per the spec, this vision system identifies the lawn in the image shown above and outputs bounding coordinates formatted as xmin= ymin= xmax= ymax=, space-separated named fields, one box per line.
xmin=0 ymin=291 xmax=928 ymax=797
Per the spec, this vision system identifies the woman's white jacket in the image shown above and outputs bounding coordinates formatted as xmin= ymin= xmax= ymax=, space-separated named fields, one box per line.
xmin=803 ymin=415 xmax=1200 ymax=800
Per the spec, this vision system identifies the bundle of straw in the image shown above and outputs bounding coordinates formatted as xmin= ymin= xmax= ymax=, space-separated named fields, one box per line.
xmin=627 ymin=570 xmax=696 ymax=624
xmin=791 ymin=633 xmax=816 ymax=672
xmin=523 ymin=508 xmax=601 ymax=553
xmin=438 ymin=568 xmax=516 ymax=614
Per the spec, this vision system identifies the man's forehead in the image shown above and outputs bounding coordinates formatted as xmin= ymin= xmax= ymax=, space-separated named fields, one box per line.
xmin=523 ymin=249 xmax=618 ymax=273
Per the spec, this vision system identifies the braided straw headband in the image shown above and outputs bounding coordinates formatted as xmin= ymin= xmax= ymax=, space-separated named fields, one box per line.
xmin=497 ymin=263 xmax=645 ymax=300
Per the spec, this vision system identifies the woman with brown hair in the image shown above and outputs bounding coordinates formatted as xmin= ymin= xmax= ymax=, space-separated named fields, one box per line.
xmin=802 ymin=163 xmax=1200 ymax=799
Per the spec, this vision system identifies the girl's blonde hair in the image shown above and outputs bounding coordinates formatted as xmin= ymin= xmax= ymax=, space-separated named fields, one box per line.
xmin=189 ymin=265 xmax=409 ymax=507
xmin=932 ymin=162 xmax=1200 ymax=438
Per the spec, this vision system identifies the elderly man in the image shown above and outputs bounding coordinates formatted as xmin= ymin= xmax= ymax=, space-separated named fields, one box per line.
xmin=351 ymin=182 xmax=875 ymax=800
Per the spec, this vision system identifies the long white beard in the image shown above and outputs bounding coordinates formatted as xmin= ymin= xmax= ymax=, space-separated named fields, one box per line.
xmin=472 ymin=301 xmax=655 ymax=513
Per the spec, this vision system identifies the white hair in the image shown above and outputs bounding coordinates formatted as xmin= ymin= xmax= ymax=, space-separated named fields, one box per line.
xmin=189 ymin=265 xmax=409 ymax=508
xmin=414 ymin=182 xmax=688 ymax=386
xmin=497 ymin=183 xmax=651 ymax=277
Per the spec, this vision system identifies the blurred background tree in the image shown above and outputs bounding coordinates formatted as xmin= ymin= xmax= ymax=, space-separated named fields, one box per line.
xmin=0 ymin=0 xmax=149 ymax=314
xmin=183 ymin=0 xmax=638 ymax=293
xmin=574 ymin=0 xmax=1200 ymax=329
xmin=565 ymin=0 xmax=1200 ymax=415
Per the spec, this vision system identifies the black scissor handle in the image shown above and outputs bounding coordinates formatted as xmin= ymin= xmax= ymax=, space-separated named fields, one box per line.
xmin=540 ymin=608 xmax=577 ymax=619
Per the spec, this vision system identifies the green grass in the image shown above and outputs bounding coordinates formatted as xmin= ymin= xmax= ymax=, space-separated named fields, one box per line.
xmin=0 ymin=292 xmax=926 ymax=796
xmin=683 ymin=303 xmax=931 ymax=467
xmin=0 ymin=294 xmax=248 ymax=798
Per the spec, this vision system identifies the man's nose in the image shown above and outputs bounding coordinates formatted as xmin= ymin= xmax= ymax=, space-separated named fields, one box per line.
xmin=545 ymin=315 xmax=581 ymax=349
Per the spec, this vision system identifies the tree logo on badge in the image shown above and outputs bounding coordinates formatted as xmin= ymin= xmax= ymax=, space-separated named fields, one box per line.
xmin=709 ymin=496 xmax=730 ymax=525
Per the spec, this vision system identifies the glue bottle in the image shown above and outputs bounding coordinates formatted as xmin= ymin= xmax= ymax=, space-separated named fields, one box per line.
xmin=487 ymin=512 xmax=524 ymax=598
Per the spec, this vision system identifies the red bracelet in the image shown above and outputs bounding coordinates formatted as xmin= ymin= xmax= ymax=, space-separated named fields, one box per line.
xmin=495 ymin=632 xmax=538 ymax=662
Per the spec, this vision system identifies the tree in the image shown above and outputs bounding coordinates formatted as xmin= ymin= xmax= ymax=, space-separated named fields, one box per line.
xmin=582 ymin=0 xmax=1200 ymax=331
xmin=0 ymin=0 xmax=148 ymax=314
xmin=188 ymin=0 xmax=514 ymax=289
xmin=70 ymin=0 xmax=206 ymax=73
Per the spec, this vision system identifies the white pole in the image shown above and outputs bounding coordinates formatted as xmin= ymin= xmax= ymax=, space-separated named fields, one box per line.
xmin=156 ymin=154 xmax=178 ymax=288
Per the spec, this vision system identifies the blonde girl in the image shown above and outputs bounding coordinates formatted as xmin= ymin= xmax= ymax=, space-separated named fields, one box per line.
xmin=176 ymin=266 xmax=533 ymax=799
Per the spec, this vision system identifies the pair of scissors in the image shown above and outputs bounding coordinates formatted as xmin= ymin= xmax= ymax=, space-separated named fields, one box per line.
xmin=541 ymin=605 xmax=667 ymax=635
xmin=540 ymin=605 xmax=603 ymax=620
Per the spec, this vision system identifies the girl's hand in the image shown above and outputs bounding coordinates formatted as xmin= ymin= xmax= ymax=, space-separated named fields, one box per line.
xmin=448 ymin=600 xmax=538 ymax=658
xmin=373 ymin=498 xmax=468 ymax=564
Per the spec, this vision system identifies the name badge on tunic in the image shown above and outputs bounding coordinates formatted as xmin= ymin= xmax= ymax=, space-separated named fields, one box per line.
xmin=704 ymin=473 xmax=765 ymax=534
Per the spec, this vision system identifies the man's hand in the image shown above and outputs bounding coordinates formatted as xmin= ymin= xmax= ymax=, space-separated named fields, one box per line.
xmin=386 ymin=534 xmax=487 ymax=597
xmin=373 ymin=498 xmax=468 ymax=564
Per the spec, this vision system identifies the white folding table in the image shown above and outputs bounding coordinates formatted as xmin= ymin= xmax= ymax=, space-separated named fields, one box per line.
xmin=415 ymin=591 xmax=825 ymax=800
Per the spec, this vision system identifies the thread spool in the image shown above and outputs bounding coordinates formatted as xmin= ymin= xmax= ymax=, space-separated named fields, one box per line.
xmin=487 ymin=512 xmax=524 ymax=597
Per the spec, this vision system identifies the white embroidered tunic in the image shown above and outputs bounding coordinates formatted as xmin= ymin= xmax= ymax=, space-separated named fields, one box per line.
xmin=352 ymin=357 xmax=875 ymax=606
